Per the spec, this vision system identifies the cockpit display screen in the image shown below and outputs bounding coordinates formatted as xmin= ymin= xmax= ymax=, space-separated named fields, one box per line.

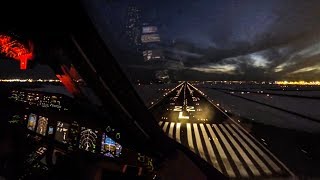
xmin=101 ymin=133 xmax=122 ymax=157
xmin=54 ymin=121 xmax=70 ymax=144
xmin=79 ymin=127 xmax=98 ymax=153
xmin=36 ymin=116 xmax=48 ymax=136
xmin=27 ymin=113 xmax=37 ymax=131
xmin=48 ymin=126 xmax=54 ymax=135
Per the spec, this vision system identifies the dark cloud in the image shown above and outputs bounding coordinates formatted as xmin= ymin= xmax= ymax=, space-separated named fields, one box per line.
xmin=2 ymin=0 xmax=320 ymax=81
xmin=140 ymin=0 xmax=320 ymax=80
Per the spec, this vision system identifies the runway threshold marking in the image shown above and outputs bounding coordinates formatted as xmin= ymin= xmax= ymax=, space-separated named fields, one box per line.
xmin=226 ymin=124 xmax=272 ymax=175
xmin=193 ymin=124 xmax=207 ymax=161
xmin=220 ymin=124 xmax=260 ymax=176
xmin=231 ymin=124 xmax=281 ymax=173
xmin=206 ymin=124 xmax=235 ymax=177
xmin=199 ymin=124 xmax=221 ymax=172
xmin=168 ymin=122 xmax=175 ymax=138
xmin=213 ymin=124 xmax=249 ymax=177
xmin=162 ymin=122 xmax=169 ymax=132
xmin=176 ymin=123 xmax=181 ymax=143
xmin=187 ymin=123 xmax=195 ymax=152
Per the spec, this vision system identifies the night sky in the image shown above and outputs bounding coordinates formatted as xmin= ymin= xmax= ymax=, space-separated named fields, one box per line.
xmin=2 ymin=0 xmax=320 ymax=81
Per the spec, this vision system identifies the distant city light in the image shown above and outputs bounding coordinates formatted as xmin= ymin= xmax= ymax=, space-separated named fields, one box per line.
xmin=189 ymin=80 xmax=320 ymax=86
xmin=275 ymin=81 xmax=320 ymax=86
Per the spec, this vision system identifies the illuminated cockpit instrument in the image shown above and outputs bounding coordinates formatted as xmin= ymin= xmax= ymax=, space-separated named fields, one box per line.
xmin=27 ymin=113 xmax=37 ymax=131
xmin=36 ymin=116 xmax=48 ymax=136
xmin=69 ymin=121 xmax=80 ymax=148
xmin=54 ymin=121 xmax=70 ymax=144
xmin=79 ymin=127 xmax=98 ymax=153
xmin=101 ymin=133 xmax=122 ymax=157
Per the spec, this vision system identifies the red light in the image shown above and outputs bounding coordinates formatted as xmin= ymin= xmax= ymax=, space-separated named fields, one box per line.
xmin=56 ymin=65 xmax=82 ymax=96
xmin=0 ymin=34 xmax=34 ymax=70
xmin=56 ymin=74 xmax=80 ymax=95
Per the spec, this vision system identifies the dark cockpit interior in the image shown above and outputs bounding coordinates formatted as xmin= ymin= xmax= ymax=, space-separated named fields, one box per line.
xmin=0 ymin=1 xmax=226 ymax=179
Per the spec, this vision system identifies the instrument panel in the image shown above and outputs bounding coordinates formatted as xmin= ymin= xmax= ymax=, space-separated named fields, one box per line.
xmin=101 ymin=133 xmax=122 ymax=157
xmin=10 ymin=111 xmax=154 ymax=179
xmin=23 ymin=113 xmax=122 ymax=158
xmin=79 ymin=128 xmax=98 ymax=153
xmin=55 ymin=121 xmax=70 ymax=144
xmin=36 ymin=116 xmax=48 ymax=136
xmin=27 ymin=113 xmax=37 ymax=131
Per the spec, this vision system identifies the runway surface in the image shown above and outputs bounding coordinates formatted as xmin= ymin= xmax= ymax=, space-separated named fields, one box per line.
xmin=150 ymin=82 xmax=294 ymax=179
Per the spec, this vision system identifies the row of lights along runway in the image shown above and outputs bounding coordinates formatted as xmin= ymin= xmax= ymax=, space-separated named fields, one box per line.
xmin=153 ymin=82 xmax=294 ymax=179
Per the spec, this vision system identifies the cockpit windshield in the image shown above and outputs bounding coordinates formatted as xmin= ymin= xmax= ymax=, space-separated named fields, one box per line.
xmin=0 ymin=0 xmax=320 ymax=179
xmin=82 ymin=0 xmax=320 ymax=179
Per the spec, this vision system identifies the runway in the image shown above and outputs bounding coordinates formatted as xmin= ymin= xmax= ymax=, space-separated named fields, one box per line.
xmin=150 ymin=82 xmax=294 ymax=178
